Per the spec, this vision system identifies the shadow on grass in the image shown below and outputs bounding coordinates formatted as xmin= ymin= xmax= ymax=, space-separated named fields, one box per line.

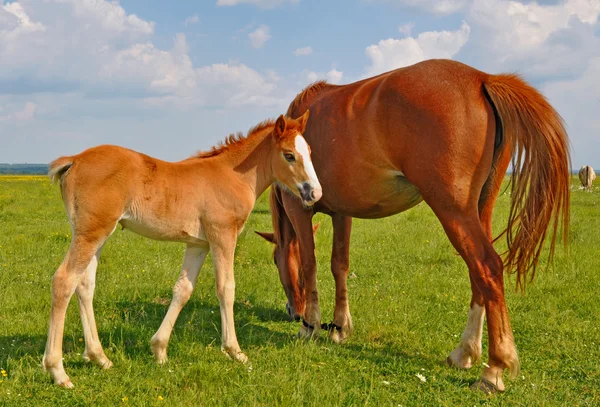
xmin=0 ymin=298 xmax=295 ymax=367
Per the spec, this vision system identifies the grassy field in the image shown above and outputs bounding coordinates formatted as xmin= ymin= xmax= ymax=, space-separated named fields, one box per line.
xmin=0 ymin=175 xmax=598 ymax=406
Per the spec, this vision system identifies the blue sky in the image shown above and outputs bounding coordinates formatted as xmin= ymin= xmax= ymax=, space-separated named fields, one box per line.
xmin=0 ymin=0 xmax=598 ymax=168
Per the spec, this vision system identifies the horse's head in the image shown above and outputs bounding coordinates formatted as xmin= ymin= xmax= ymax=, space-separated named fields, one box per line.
xmin=270 ymin=111 xmax=322 ymax=207
xmin=256 ymin=221 xmax=320 ymax=320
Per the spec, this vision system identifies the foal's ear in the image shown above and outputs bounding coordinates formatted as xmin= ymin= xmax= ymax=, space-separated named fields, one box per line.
xmin=274 ymin=114 xmax=287 ymax=139
xmin=255 ymin=231 xmax=276 ymax=244
xmin=297 ymin=110 xmax=310 ymax=133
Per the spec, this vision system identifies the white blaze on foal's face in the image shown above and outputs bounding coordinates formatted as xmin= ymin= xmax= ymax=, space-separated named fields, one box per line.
xmin=293 ymin=134 xmax=322 ymax=205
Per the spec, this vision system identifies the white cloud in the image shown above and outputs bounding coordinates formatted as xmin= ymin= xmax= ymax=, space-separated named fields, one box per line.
xmin=0 ymin=1 xmax=281 ymax=108
xmin=216 ymin=0 xmax=300 ymax=8
xmin=184 ymin=15 xmax=199 ymax=26
xmin=326 ymin=69 xmax=343 ymax=84
xmin=367 ymin=0 xmax=468 ymax=15
xmin=294 ymin=46 xmax=313 ymax=56
xmin=248 ymin=25 xmax=271 ymax=48
xmin=56 ymin=0 xmax=154 ymax=35
xmin=465 ymin=0 xmax=600 ymax=78
xmin=301 ymin=69 xmax=344 ymax=85
xmin=543 ymin=57 xmax=600 ymax=168
xmin=398 ymin=22 xmax=415 ymax=36
xmin=0 ymin=101 xmax=36 ymax=122
xmin=365 ymin=21 xmax=470 ymax=76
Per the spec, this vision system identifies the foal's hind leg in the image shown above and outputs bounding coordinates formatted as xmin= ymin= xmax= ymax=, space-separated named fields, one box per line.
xmin=328 ymin=214 xmax=353 ymax=344
xmin=210 ymin=234 xmax=247 ymax=363
xmin=43 ymin=225 xmax=116 ymax=387
xmin=77 ymin=246 xmax=112 ymax=369
xmin=151 ymin=244 xmax=209 ymax=364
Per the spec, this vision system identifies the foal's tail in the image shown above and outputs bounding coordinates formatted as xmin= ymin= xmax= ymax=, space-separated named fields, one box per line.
xmin=483 ymin=74 xmax=571 ymax=290
xmin=48 ymin=156 xmax=74 ymax=184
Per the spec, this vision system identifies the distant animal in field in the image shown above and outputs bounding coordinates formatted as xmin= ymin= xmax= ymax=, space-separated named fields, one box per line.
xmin=42 ymin=112 xmax=321 ymax=388
xmin=257 ymin=59 xmax=570 ymax=393
xmin=578 ymin=166 xmax=596 ymax=191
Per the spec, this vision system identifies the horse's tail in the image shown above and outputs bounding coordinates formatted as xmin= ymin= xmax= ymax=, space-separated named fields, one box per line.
xmin=48 ymin=156 xmax=74 ymax=184
xmin=483 ymin=74 xmax=571 ymax=290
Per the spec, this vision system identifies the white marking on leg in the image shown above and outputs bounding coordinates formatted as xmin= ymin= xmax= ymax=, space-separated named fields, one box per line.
xmin=449 ymin=303 xmax=485 ymax=368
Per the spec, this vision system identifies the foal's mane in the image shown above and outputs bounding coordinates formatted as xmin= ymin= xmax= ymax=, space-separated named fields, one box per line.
xmin=196 ymin=119 xmax=276 ymax=158
xmin=286 ymin=80 xmax=330 ymax=116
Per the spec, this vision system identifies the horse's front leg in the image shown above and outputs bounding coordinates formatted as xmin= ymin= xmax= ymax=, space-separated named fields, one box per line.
xmin=210 ymin=234 xmax=247 ymax=363
xmin=282 ymin=193 xmax=319 ymax=338
xmin=328 ymin=213 xmax=353 ymax=343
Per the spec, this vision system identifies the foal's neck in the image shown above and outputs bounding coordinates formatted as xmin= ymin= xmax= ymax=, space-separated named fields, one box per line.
xmin=218 ymin=129 xmax=276 ymax=200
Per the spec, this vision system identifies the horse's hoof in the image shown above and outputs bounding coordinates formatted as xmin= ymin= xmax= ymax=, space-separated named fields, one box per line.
xmin=470 ymin=378 xmax=503 ymax=394
xmin=297 ymin=324 xmax=319 ymax=340
xmin=328 ymin=327 xmax=348 ymax=344
xmin=446 ymin=350 xmax=473 ymax=369
xmin=285 ymin=303 xmax=301 ymax=321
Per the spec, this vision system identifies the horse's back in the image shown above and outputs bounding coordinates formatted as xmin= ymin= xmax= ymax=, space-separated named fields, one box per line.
xmin=298 ymin=60 xmax=495 ymax=217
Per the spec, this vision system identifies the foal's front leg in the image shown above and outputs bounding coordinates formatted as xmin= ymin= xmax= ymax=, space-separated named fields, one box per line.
xmin=151 ymin=244 xmax=209 ymax=363
xmin=210 ymin=236 xmax=247 ymax=363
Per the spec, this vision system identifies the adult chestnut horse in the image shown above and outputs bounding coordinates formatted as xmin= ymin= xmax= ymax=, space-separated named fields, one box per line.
xmin=43 ymin=112 xmax=322 ymax=388
xmin=257 ymin=59 xmax=570 ymax=392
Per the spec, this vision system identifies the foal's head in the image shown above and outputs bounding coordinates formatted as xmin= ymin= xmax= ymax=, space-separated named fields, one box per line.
xmin=270 ymin=111 xmax=322 ymax=207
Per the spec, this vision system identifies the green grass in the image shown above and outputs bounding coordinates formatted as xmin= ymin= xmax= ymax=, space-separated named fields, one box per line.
xmin=0 ymin=175 xmax=598 ymax=406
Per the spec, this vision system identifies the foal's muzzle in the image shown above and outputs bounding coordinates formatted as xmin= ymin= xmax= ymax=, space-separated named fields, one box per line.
xmin=298 ymin=182 xmax=322 ymax=206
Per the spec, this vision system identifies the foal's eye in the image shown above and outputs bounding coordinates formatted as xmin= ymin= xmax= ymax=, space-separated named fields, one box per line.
xmin=284 ymin=153 xmax=295 ymax=162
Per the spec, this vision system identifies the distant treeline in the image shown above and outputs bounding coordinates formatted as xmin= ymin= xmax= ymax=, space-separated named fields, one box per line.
xmin=0 ymin=163 xmax=49 ymax=175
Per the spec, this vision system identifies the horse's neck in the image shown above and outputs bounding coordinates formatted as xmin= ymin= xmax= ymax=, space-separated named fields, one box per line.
xmin=214 ymin=132 xmax=275 ymax=200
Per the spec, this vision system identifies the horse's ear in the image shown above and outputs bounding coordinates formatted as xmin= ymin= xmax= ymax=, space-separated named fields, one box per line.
xmin=312 ymin=221 xmax=320 ymax=235
xmin=255 ymin=231 xmax=276 ymax=244
xmin=274 ymin=114 xmax=287 ymax=139
xmin=297 ymin=110 xmax=310 ymax=133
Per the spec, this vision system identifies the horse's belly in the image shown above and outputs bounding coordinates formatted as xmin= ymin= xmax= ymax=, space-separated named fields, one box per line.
xmin=334 ymin=174 xmax=423 ymax=219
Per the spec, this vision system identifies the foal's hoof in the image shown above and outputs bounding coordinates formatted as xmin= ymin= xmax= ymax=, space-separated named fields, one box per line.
xmin=83 ymin=353 xmax=113 ymax=370
xmin=58 ymin=378 xmax=74 ymax=389
xmin=221 ymin=347 xmax=249 ymax=364
xmin=470 ymin=378 xmax=504 ymax=394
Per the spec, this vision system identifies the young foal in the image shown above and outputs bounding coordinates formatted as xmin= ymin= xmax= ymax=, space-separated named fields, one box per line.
xmin=42 ymin=112 xmax=321 ymax=388
xmin=258 ymin=59 xmax=570 ymax=392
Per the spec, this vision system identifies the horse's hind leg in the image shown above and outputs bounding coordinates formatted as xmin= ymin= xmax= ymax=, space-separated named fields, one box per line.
xmin=447 ymin=275 xmax=485 ymax=369
xmin=77 ymin=246 xmax=112 ymax=369
xmin=151 ymin=244 xmax=209 ymax=363
xmin=447 ymin=146 xmax=513 ymax=371
xmin=328 ymin=213 xmax=353 ymax=343
xmin=432 ymin=206 xmax=518 ymax=392
xmin=43 ymin=223 xmax=116 ymax=387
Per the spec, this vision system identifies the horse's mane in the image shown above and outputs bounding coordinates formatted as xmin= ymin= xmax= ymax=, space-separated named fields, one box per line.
xmin=196 ymin=119 xmax=276 ymax=158
xmin=286 ymin=80 xmax=330 ymax=116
